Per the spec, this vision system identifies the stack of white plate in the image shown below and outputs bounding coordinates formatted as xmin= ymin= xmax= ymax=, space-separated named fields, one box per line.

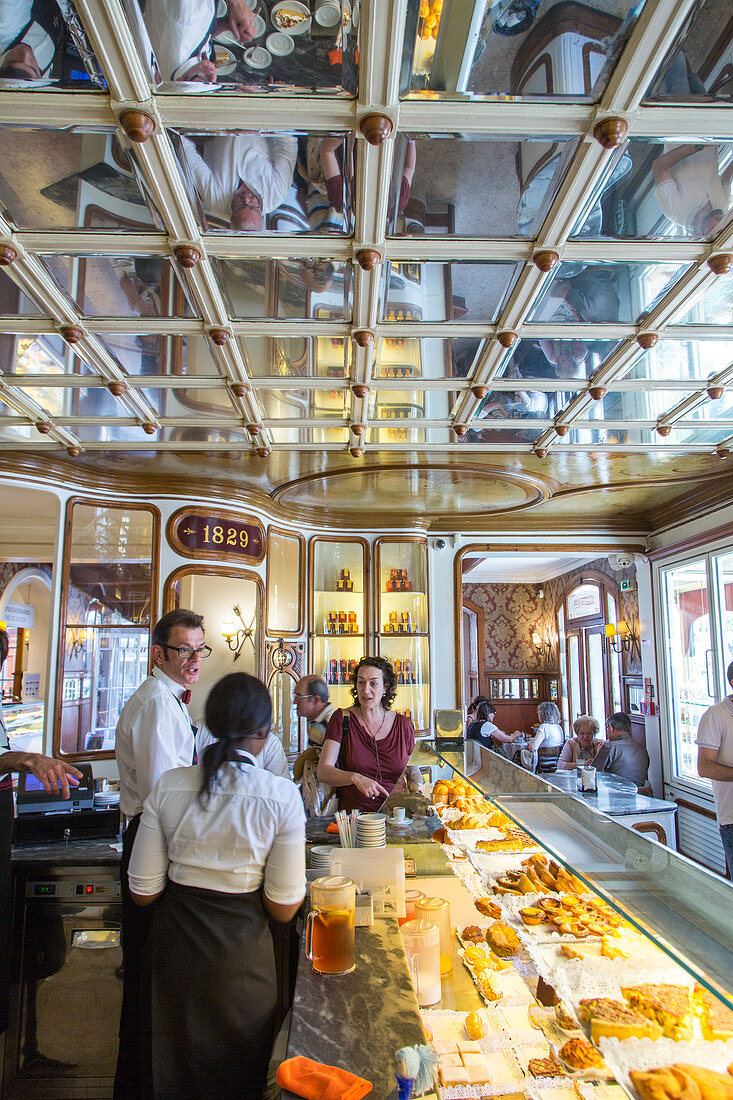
xmin=93 ymin=791 xmax=120 ymax=807
xmin=357 ymin=813 xmax=386 ymax=848
xmin=309 ymin=845 xmax=336 ymax=872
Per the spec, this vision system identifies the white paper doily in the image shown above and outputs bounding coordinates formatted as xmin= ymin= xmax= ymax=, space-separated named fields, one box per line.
xmin=599 ymin=1036 xmax=733 ymax=1098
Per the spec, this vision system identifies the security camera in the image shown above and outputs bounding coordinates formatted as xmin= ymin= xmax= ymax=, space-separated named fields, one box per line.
xmin=613 ymin=553 xmax=634 ymax=570
xmin=433 ymin=538 xmax=447 ymax=550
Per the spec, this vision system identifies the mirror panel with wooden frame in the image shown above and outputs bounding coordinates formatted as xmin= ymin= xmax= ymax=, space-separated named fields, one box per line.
xmin=55 ymin=499 xmax=159 ymax=760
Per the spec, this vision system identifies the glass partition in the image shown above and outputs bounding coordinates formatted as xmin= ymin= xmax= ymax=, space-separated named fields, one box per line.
xmin=56 ymin=500 xmax=158 ymax=759
xmin=266 ymin=528 xmax=304 ymax=636
xmin=427 ymin=741 xmax=733 ymax=1010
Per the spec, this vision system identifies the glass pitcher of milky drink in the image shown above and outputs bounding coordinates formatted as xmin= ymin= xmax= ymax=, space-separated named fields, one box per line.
xmin=305 ymin=876 xmax=356 ymax=975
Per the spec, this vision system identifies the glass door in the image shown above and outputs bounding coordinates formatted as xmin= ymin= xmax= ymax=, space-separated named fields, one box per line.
xmin=586 ymin=627 xmax=608 ymax=732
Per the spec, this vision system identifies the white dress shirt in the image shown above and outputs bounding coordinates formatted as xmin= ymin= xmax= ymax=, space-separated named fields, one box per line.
xmin=182 ymin=134 xmax=298 ymax=219
xmin=196 ymin=726 xmax=290 ymax=780
xmin=128 ymin=753 xmax=306 ymax=901
xmin=115 ymin=666 xmax=196 ymax=819
xmin=143 ymin=0 xmax=215 ymax=81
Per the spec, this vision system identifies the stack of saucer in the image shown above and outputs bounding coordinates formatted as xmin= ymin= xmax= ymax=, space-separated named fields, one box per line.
xmin=357 ymin=813 xmax=386 ymax=848
xmin=93 ymin=790 xmax=120 ymax=808
xmin=310 ymin=845 xmax=336 ymax=872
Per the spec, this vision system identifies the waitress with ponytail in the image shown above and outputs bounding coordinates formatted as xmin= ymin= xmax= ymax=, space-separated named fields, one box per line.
xmin=128 ymin=673 xmax=305 ymax=1100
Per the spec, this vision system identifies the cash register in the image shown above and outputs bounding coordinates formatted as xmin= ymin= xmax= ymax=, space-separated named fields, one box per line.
xmin=12 ymin=763 xmax=120 ymax=845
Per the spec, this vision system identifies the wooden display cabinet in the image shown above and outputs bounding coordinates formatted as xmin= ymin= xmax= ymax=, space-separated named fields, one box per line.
xmin=309 ymin=537 xmax=369 ymax=713
xmin=375 ymin=537 xmax=430 ymax=734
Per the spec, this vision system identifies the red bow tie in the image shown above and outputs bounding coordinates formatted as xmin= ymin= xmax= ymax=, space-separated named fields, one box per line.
xmin=181 ymin=689 xmax=191 ymax=704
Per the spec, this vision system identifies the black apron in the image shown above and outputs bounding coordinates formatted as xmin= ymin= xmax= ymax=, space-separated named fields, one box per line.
xmin=0 ymin=783 xmax=13 ymax=1035
xmin=147 ymin=880 xmax=277 ymax=1100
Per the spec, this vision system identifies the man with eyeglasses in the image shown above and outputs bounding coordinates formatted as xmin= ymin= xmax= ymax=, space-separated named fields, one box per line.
xmin=114 ymin=608 xmax=209 ymax=1099
xmin=591 ymin=712 xmax=649 ymax=790
xmin=292 ymin=677 xmax=335 ymax=816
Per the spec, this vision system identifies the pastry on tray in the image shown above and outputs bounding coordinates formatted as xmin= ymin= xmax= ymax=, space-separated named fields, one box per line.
xmin=621 ymin=984 xmax=695 ymax=1041
xmin=555 ymin=1003 xmax=582 ymax=1032
xmin=693 ymin=983 xmax=733 ymax=1041
xmin=474 ymin=897 xmax=502 ymax=919
xmin=577 ymin=998 xmax=663 ymax=1043
xmin=465 ymin=1011 xmax=485 ymax=1040
xmin=486 ymin=921 xmax=521 ymax=957
xmin=529 ymin=1055 xmax=566 ymax=1078
xmin=629 ymin=1063 xmax=733 ymax=1100
xmin=461 ymin=924 xmax=486 ymax=943
xmin=559 ymin=1038 xmax=605 ymax=1072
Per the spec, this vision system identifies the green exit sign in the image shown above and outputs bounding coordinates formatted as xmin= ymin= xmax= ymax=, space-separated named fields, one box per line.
xmin=620 ymin=579 xmax=632 ymax=591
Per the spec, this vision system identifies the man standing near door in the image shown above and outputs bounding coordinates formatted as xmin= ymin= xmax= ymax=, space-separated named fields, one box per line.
xmin=697 ymin=659 xmax=733 ymax=878
xmin=114 ymin=609 xmax=209 ymax=1099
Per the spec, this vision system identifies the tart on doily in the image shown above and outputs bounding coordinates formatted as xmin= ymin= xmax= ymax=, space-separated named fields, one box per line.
xmin=621 ymin=984 xmax=695 ymax=1042
xmin=529 ymin=1055 xmax=567 ymax=1078
xmin=577 ymin=998 xmax=663 ymax=1043
xmin=693 ymin=984 xmax=733 ymax=1042
xmin=559 ymin=1038 xmax=606 ymax=1072
xmin=629 ymin=1063 xmax=733 ymax=1100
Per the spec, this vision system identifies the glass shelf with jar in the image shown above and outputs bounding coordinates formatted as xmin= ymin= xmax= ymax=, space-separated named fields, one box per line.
xmin=310 ymin=537 xmax=369 ymax=709
xmin=375 ymin=538 xmax=430 ymax=733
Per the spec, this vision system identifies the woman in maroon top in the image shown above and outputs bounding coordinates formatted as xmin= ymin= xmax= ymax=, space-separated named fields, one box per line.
xmin=317 ymin=656 xmax=416 ymax=813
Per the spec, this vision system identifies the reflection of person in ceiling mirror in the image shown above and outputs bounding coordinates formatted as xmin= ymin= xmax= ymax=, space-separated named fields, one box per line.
xmin=548 ymin=266 xmax=620 ymax=323
xmin=0 ymin=0 xmax=62 ymax=83
xmin=181 ymin=134 xmax=298 ymax=231
xmin=143 ymin=0 xmax=256 ymax=83
xmin=653 ymin=143 xmax=733 ymax=238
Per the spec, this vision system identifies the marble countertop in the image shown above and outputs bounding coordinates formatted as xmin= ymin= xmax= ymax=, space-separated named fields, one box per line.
xmin=11 ymin=837 xmax=121 ymax=868
xmin=283 ymin=917 xmax=426 ymax=1100
xmin=540 ymin=770 xmax=676 ymax=814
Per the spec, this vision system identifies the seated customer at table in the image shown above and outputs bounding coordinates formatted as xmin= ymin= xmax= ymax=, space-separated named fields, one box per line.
xmin=470 ymin=701 xmax=521 ymax=755
xmin=592 ymin=712 xmax=649 ymax=789
xmin=317 ymin=656 xmax=416 ymax=813
xmin=128 ymin=673 xmax=305 ymax=1100
xmin=557 ymin=714 xmax=602 ymax=770
xmin=466 ymin=698 xmax=493 ymax=742
xmin=520 ymin=701 xmax=564 ymax=770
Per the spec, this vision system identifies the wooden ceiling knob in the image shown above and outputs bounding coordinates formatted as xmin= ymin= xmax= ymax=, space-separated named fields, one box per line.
xmin=716 ymin=445 xmax=730 ymax=458
xmin=707 ymin=254 xmax=733 ymax=276
xmin=359 ymin=113 xmax=393 ymax=146
xmin=246 ymin=423 xmax=262 ymax=436
xmin=60 ymin=325 xmax=83 ymax=345
xmin=453 ymin=424 xmax=469 ymax=438
xmin=209 ymin=328 xmax=230 ymax=346
xmin=349 ymin=446 xmax=364 ymax=458
xmin=636 ymin=332 xmax=658 ymax=350
xmin=142 ymin=422 xmax=158 ymax=435
xmin=0 ymin=244 xmax=17 ymax=266
xmin=353 ymin=329 xmax=374 ymax=347
xmin=593 ymin=116 xmax=628 ymax=149
xmin=230 ymin=383 xmax=249 ymax=398
xmin=119 ymin=109 xmax=155 ymax=143
xmin=352 ymin=384 xmax=370 ymax=399
xmin=497 ymin=331 xmax=518 ymax=348
xmin=355 ymin=249 xmax=380 ymax=272
xmin=351 ymin=423 xmax=366 ymax=436
xmin=35 ymin=421 xmax=52 ymax=434
xmin=533 ymin=250 xmax=559 ymax=273
xmin=174 ymin=245 xmax=201 ymax=268
xmin=471 ymin=385 xmax=488 ymax=400
xmin=555 ymin=423 xmax=570 ymax=436
xmin=256 ymin=446 xmax=271 ymax=458
xmin=707 ymin=385 xmax=724 ymax=400
xmin=534 ymin=447 xmax=548 ymax=458
xmin=588 ymin=386 xmax=607 ymax=400
xmin=107 ymin=381 xmax=127 ymax=397
xmin=66 ymin=446 xmax=81 ymax=457
xmin=656 ymin=424 xmax=672 ymax=437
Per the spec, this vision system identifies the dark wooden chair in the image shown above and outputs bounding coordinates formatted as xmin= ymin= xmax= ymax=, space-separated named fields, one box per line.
xmin=536 ymin=746 xmax=562 ymax=773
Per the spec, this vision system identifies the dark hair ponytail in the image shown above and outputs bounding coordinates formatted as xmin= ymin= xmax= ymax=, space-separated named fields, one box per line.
xmin=199 ymin=673 xmax=272 ymax=805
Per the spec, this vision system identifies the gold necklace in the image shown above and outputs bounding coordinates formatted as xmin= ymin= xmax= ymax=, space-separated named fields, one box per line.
xmin=360 ymin=707 xmax=386 ymax=787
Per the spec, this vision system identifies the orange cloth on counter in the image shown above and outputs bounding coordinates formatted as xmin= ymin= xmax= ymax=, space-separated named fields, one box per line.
xmin=326 ymin=822 xmax=339 ymax=834
xmin=276 ymin=1056 xmax=372 ymax=1100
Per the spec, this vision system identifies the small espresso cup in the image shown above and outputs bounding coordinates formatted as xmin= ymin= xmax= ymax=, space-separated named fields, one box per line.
xmin=392 ymin=806 xmax=406 ymax=823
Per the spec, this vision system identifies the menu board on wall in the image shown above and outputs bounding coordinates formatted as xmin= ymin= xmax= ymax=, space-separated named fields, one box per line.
xmin=167 ymin=508 xmax=266 ymax=564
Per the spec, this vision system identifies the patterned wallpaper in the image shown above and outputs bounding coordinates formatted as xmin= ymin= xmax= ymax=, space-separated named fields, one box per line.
xmin=463 ymin=556 xmax=641 ymax=677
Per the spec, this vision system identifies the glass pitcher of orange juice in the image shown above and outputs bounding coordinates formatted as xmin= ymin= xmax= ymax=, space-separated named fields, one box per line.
xmin=305 ymin=875 xmax=356 ymax=976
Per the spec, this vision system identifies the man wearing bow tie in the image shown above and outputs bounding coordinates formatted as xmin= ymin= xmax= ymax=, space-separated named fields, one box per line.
xmin=114 ymin=609 xmax=208 ymax=1099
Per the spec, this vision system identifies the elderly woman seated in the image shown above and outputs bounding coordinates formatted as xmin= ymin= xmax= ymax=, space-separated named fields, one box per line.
xmin=557 ymin=714 xmax=602 ymax=770
xmin=519 ymin=701 xmax=564 ymax=770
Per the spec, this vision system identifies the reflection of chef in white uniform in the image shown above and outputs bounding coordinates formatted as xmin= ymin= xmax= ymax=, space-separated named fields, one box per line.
xmin=181 ymin=134 xmax=297 ymax=230
xmin=0 ymin=0 xmax=61 ymax=81
xmin=144 ymin=0 xmax=255 ymax=82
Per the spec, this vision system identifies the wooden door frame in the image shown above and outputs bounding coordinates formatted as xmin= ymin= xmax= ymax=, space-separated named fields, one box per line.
xmin=462 ymin=596 xmax=486 ymax=699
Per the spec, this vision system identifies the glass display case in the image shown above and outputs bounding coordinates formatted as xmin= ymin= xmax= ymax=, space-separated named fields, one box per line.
xmin=375 ymin=538 xmax=430 ymax=733
xmin=419 ymin=740 xmax=733 ymax=1010
xmin=309 ymin=538 xmax=369 ymax=712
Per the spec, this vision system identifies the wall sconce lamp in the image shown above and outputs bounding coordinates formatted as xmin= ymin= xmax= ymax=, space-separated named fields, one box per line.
xmin=222 ymin=604 xmax=256 ymax=662
xmin=69 ymin=627 xmax=86 ymax=656
xmin=532 ymin=631 xmax=552 ymax=659
xmin=604 ymin=620 xmax=639 ymax=657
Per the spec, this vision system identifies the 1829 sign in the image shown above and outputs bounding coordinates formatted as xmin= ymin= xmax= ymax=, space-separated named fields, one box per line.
xmin=167 ymin=508 xmax=265 ymax=564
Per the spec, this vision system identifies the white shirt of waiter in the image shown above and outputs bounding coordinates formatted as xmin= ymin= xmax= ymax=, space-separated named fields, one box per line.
xmin=128 ymin=754 xmax=306 ymax=899
xmin=196 ymin=724 xmax=290 ymax=780
xmin=143 ymin=0 xmax=215 ymax=81
xmin=116 ymin=666 xmax=196 ymax=819
xmin=0 ymin=0 xmax=57 ymax=75
xmin=696 ymin=695 xmax=733 ymax=827
xmin=182 ymin=134 xmax=298 ymax=220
